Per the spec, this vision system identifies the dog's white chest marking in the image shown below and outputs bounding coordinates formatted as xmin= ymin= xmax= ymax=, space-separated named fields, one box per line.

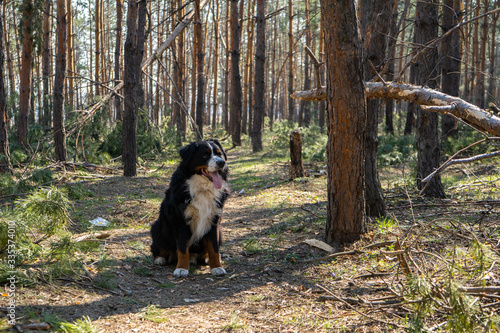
xmin=185 ymin=175 xmax=224 ymax=243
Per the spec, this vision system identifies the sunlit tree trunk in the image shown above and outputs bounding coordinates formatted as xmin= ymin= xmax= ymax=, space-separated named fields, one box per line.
xmin=230 ymin=0 xmax=242 ymax=147
xmin=299 ymin=0 xmax=312 ymax=127
xmin=194 ymin=0 xmax=205 ymax=139
xmin=474 ymin=0 xmax=488 ymax=108
xmin=123 ymin=0 xmax=147 ymax=177
xmin=322 ymin=0 xmax=366 ymax=245
xmin=54 ymin=0 xmax=68 ymax=162
xmin=211 ymin=0 xmax=220 ymax=130
xmin=18 ymin=0 xmax=34 ymax=146
xmin=251 ymin=0 xmax=265 ymax=152
xmin=95 ymin=0 xmax=101 ymax=96
xmin=223 ymin=0 xmax=230 ymax=132
xmin=0 ymin=6 xmax=11 ymax=172
xmin=242 ymin=0 xmax=255 ymax=135
xmin=67 ymin=0 xmax=74 ymax=109
xmin=487 ymin=1 xmax=499 ymax=104
xmin=114 ymin=0 xmax=123 ymax=121
xmin=42 ymin=0 xmax=52 ymax=127
xmin=287 ymin=0 xmax=294 ymax=122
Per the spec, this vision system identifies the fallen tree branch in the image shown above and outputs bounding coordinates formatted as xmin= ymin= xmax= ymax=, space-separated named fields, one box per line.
xmin=291 ymin=81 xmax=500 ymax=137
xmin=419 ymin=137 xmax=500 ymax=195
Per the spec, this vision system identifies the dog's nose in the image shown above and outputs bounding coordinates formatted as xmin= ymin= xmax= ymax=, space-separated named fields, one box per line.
xmin=216 ymin=158 xmax=225 ymax=168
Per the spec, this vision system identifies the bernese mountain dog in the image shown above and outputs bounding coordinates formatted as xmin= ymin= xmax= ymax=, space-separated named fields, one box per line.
xmin=150 ymin=139 xmax=229 ymax=277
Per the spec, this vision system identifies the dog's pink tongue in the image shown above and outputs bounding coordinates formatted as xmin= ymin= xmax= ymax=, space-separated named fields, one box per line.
xmin=210 ymin=171 xmax=223 ymax=189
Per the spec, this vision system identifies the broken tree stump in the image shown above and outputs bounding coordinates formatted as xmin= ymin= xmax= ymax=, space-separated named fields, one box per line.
xmin=290 ymin=129 xmax=305 ymax=180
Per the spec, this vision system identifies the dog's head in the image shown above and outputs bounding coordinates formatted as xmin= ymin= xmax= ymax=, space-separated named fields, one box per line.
xmin=179 ymin=139 xmax=228 ymax=189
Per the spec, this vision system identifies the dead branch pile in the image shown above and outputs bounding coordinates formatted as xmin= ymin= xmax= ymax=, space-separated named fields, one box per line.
xmin=308 ymin=217 xmax=500 ymax=331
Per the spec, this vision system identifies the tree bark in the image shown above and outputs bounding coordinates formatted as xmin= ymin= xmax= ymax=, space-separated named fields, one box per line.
xmin=123 ymin=0 xmax=147 ymax=177
xmin=360 ymin=0 xmax=390 ymax=217
xmin=0 ymin=6 xmax=11 ymax=173
xmin=251 ymin=0 xmax=266 ymax=152
xmin=230 ymin=0 xmax=242 ymax=147
xmin=194 ymin=0 xmax=205 ymax=139
xmin=289 ymin=129 xmax=304 ymax=180
xmin=299 ymin=0 xmax=312 ymax=127
xmin=321 ymin=0 xmax=366 ymax=245
xmin=66 ymin=0 xmax=74 ymax=109
xmin=54 ymin=0 xmax=68 ymax=162
xmin=440 ymin=0 xmax=462 ymax=139
xmin=114 ymin=0 xmax=124 ymax=121
xmin=413 ymin=0 xmax=445 ymax=198
xmin=42 ymin=0 xmax=51 ymax=127
xmin=287 ymin=0 xmax=294 ymax=122
xmin=18 ymin=0 xmax=33 ymax=146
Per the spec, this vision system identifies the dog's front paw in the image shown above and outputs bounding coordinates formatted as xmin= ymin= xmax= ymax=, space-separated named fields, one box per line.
xmin=154 ymin=257 xmax=167 ymax=266
xmin=173 ymin=268 xmax=189 ymax=277
xmin=211 ymin=267 xmax=226 ymax=276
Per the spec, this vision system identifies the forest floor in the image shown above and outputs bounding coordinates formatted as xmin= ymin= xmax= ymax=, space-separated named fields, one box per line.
xmin=4 ymin=146 xmax=500 ymax=332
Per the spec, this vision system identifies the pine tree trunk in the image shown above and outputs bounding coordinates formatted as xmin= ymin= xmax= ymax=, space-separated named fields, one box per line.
xmin=67 ymin=0 xmax=74 ymax=109
xmin=211 ymin=0 xmax=220 ymax=130
xmin=42 ymin=0 xmax=51 ymax=127
xmin=322 ymin=0 xmax=366 ymax=245
xmin=441 ymin=0 xmax=462 ymax=138
xmin=360 ymin=0 xmax=390 ymax=217
xmin=114 ymin=0 xmax=124 ymax=121
xmin=230 ymin=0 xmax=242 ymax=147
xmin=251 ymin=0 xmax=265 ymax=152
xmin=384 ymin=0 xmax=398 ymax=135
xmin=487 ymin=3 xmax=499 ymax=104
xmin=287 ymin=0 xmax=294 ymax=122
xmin=414 ymin=0 xmax=445 ymax=198
xmin=0 ymin=9 xmax=11 ymax=172
xmin=475 ymin=0 xmax=488 ymax=108
xmin=54 ymin=0 xmax=68 ymax=162
xmin=123 ymin=0 xmax=147 ymax=177
xmin=299 ymin=0 xmax=312 ymax=127
xmin=194 ymin=0 xmax=205 ymax=139
xmin=18 ymin=0 xmax=33 ymax=146
xmin=242 ymin=0 xmax=255 ymax=135
xmin=95 ymin=0 xmax=101 ymax=96
xmin=223 ymin=0 xmax=230 ymax=132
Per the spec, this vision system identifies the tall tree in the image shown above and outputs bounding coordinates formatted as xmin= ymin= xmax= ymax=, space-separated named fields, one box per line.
xmin=42 ymin=0 xmax=51 ymax=127
xmin=321 ymin=0 xmax=366 ymax=245
xmin=211 ymin=0 xmax=220 ymax=130
xmin=360 ymin=0 xmax=390 ymax=217
xmin=414 ymin=0 xmax=445 ymax=197
xmin=53 ymin=0 xmax=68 ymax=162
xmin=0 ymin=2 xmax=11 ymax=173
xmin=251 ymin=0 xmax=265 ymax=152
xmin=66 ymin=0 xmax=74 ymax=109
xmin=123 ymin=0 xmax=147 ymax=176
xmin=114 ymin=0 xmax=124 ymax=121
xmin=194 ymin=0 xmax=205 ymax=139
xmin=17 ymin=0 xmax=34 ymax=145
xmin=287 ymin=0 xmax=294 ymax=122
xmin=299 ymin=0 xmax=312 ymax=127
xmin=230 ymin=0 xmax=242 ymax=147
xmin=441 ymin=0 xmax=462 ymax=138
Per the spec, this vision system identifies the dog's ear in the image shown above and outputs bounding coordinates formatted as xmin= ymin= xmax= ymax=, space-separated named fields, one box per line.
xmin=208 ymin=139 xmax=227 ymax=160
xmin=179 ymin=142 xmax=197 ymax=164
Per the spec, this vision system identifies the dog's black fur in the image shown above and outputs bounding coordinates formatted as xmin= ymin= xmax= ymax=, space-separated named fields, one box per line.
xmin=150 ymin=139 xmax=229 ymax=277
